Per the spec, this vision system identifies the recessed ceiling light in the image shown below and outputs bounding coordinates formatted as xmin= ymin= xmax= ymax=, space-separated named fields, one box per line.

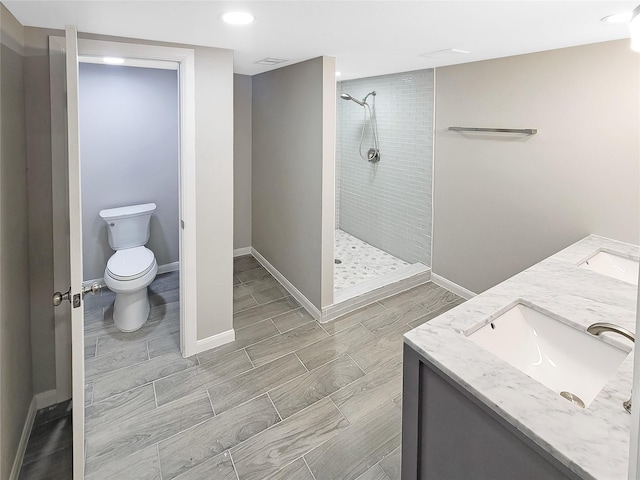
xmin=222 ymin=11 xmax=254 ymax=25
xmin=103 ymin=57 xmax=125 ymax=64
xmin=601 ymin=11 xmax=634 ymax=23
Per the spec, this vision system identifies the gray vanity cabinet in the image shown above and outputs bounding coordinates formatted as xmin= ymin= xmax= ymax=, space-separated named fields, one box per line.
xmin=401 ymin=343 xmax=581 ymax=480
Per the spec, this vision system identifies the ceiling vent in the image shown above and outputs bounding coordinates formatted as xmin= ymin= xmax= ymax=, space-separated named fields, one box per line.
xmin=254 ymin=57 xmax=289 ymax=65
xmin=419 ymin=48 xmax=470 ymax=58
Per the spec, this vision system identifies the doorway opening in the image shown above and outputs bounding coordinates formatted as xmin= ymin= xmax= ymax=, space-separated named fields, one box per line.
xmin=332 ymin=71 xmax=434 ymax=308
xmin=78 ymin=55 xmax=183 ymax=406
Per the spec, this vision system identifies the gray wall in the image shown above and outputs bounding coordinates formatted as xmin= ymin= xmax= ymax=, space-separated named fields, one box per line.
xmin=433 ymin=40 xmax=640 ymax=294
xmin=0 ymin=6 xmax=33 ymax=478
xmin=191 ymin=45 xmax=234 ymax=340
xmin=252 ymin=57 xmax=333 ymax=309
xmin=234 ymin=74 xmax=252 ymax=250
xmin=336 ymin=70 xmax=434 ymax=266
xmin=24 ymin=26 xmax=58 ymax=396
xmin=79 ymin=63 xmax=179 ymax=281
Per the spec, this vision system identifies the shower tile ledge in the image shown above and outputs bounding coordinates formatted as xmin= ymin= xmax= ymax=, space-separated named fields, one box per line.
xmin=334 ymin=263 xmax=430 ymax=304
xmin=323 ymin=264 xmax=431 ymax=322
xmin=404 ymin=234 xmax=640 ymax=480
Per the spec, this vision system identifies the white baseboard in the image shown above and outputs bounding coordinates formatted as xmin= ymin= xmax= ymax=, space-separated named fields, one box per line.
xmin=9 ymin=396 xmax=38 ymax=480
xmin=157 ymin=261 xmax=179 ymax=275
xmin=83 ymin=277 xmax=108 ymax=289
xmin=233 ymin=247 xmax=252 ymax=257
xmin=195 ymin=328 xmax=236 ymax=354
xmin=83 ymin=261 xmax=180 ymax=288
xmin=431 ymin=273 xmax=477 ymax=300
xmin=251 ymin=248 xmax=321 ymax=320
xmin=35 ymin=389 xmax=58 ymax=409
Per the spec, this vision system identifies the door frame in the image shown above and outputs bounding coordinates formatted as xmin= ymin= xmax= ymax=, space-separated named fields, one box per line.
xmin=50 ymin=38 xmax=198 ymax=401
xmin=75 ymin=38 xmax=198 ymax=355
xmin=50 ymin=37 xmax=197 ymax=386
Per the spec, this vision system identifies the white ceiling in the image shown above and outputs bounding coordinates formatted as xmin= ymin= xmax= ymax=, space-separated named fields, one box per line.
xmin=5 ymin=1 xmax=638 ymax=80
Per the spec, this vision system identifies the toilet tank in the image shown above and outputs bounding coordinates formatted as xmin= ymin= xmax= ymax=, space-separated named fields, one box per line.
xmin=99 ymin=203 xmax=156 ymax=250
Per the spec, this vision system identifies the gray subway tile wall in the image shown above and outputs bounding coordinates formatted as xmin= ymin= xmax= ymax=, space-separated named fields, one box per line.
xmin=336 ymin=69 xmax=434 ymax=267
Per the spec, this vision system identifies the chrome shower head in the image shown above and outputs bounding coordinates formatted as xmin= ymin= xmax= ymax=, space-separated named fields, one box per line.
xmin=340 ymin=93 xmax=365 ymax=107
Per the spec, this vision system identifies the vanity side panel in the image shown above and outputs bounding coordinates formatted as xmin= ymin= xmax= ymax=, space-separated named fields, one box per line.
xmin=402 ymin=344 xmax=580 ymax=480
xmin=401 ymin=343 xmax=421 ymax=480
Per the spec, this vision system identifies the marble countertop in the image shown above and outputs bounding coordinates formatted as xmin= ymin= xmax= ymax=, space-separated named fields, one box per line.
xmin=404 ymin=235 xmax=640 ymax=480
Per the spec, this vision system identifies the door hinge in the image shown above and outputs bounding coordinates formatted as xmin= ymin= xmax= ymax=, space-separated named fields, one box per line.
xmin=73 ymin=293 xmax=81 ymax=308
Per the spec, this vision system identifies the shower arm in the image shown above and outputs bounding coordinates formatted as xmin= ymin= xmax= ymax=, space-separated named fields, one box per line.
xmin=362 ymin=91 xmax=376 ymax=104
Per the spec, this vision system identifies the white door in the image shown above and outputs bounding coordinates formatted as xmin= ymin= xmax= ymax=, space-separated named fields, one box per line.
xmin=51 ymin=25 xmax=85 ymax=480
xmin=65 ymin=25 xmax=85 ymax=480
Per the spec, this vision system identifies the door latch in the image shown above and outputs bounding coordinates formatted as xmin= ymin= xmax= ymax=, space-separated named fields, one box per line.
xmin=53 ymin=282 xmax=101 ymax=308
xmin=82 ymin=282 xmax=101 ymax=299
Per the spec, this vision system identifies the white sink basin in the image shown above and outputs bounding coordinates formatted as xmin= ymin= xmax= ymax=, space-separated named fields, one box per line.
xmin=579 ymin=251 xmax=639 ymax=286
xmin=467 ymin=303 xmax=631 ymax=408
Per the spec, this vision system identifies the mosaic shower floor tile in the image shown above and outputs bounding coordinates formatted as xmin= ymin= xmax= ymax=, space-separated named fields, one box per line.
xmin=334 ymin=230 xmax=409 ymax=292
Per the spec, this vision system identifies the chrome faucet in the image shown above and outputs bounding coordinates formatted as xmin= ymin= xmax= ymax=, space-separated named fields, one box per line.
xmin=587 ymin=322 xmax=635 ymax=414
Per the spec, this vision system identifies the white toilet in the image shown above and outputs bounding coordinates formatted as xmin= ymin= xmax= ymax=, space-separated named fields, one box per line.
xmin=100 ymin=203 xmax=158 ymax=332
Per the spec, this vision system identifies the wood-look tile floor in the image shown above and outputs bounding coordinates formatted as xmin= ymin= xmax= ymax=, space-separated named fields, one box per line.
xmin=18 ymin=401 xmax=73 ymax=480
xmin=30 ymin=256 xmax=463 ymax=480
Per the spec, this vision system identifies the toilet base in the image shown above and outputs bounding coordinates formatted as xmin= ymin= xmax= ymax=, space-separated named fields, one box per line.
xmin=113 ymin=287 xmax=151 ymax=332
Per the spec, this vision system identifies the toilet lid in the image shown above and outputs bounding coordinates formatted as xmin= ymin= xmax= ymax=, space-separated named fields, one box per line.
xmin=107 ymin=247 xmax=156 ymax=281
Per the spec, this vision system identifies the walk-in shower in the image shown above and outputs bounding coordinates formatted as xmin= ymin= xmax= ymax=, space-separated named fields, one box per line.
xmin=340 ymin=91 xmax=380 ymax=163
xmin=334 ymin=71 xmax=434 ymax=304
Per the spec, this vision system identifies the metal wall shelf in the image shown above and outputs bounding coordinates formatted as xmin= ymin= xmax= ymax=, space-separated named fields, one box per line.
xmin=449 ymin=127 xmax=537 ymax=135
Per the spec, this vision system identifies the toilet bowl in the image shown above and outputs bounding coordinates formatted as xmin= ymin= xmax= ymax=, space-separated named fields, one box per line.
xmin=100 ymin=203 xmax=158 ymax=332
xmin=104 ymin=246 xmax=158 ymax=331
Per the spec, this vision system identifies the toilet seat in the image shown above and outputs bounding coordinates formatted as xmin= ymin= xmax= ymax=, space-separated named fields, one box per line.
xmin=106 ymin=246 xmax=155 ymax=281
